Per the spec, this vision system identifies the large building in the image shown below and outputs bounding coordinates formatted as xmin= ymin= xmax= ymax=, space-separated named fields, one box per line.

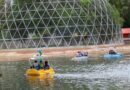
xmin=0 ymin=0 xmax=123 ymax=49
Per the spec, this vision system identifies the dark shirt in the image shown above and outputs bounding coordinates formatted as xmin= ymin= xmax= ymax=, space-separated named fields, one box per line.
xmin=109 ymin=50 xmax=116 ymax=54
xmin=43 ymin=65 xmax=50 ymax=70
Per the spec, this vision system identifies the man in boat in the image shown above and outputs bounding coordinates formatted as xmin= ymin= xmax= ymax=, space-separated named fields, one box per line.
xmin=109 ymin=50 xmax=117 ymax=54
xmin=43 ymin=61 xmax=50 ymax=70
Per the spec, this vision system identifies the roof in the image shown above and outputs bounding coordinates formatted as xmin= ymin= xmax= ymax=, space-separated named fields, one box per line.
xmin=122 ymin=28 xmax=130 ymax=34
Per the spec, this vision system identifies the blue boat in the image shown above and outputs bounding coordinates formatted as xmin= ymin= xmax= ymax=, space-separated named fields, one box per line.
xmin=103 ymin=53 xmax=123 ymax=59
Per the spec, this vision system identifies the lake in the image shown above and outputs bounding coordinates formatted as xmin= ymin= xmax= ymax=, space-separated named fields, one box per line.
xmin=0 ymin=54 xmax=130 ymax=90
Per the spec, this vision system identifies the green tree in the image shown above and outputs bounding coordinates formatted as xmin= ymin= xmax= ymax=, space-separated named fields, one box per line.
xmin=80 ymin=0 xmax=92 ymax=6
xmin=13 ymin=0 xmax=33 ymax=6
xmin=109 ymin=0 xmax=130 ymax=27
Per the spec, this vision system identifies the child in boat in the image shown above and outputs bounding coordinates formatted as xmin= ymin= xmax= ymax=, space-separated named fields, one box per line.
xmin=43 ymin=61 xmax=50 ymax=70
xmin=33 ymin=60 xmax=40 ymax=70
xmin=39 ymin=60 xmax=43 ymax=69
xmin=109 ymin=50 xmax=116 ymax=54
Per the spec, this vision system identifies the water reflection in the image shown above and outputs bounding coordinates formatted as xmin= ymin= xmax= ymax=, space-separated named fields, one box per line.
xmin=26 ymin=75 xmax=54 ymax=90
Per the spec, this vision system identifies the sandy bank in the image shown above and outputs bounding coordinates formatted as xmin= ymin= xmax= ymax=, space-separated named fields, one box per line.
xmin=0 ymin=44 xmax=129 ymax=61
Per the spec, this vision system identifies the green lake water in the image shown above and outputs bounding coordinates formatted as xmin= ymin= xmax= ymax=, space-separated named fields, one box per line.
xmin=0 ymin=54 xmax=130 ymax=90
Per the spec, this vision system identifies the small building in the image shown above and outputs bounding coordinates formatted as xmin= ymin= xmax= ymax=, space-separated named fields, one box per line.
xmin=122 ymin=28 xmax=130 ymax=44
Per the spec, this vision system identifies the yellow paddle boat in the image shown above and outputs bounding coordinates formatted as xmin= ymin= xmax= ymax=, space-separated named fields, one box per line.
xmin=26 ymin=69 xmax=39 ymax=76
xmin=26 ymin=67 xmax=55 ymax=77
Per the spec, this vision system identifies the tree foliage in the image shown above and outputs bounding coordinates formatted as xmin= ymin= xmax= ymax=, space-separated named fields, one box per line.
xmin=13 ymin=0 xmax=33 ymax=5
xmin=80 ymin=0 xmax=92 ymax=6
xmin=109 ymin=0 xmax=130 ymax=27
xmin=109 ymin=5 xmax=124 ymax=26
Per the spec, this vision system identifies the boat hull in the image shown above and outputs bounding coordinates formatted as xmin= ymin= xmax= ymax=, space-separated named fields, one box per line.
xmin=72 ymin=56 xmax=88 ymax=61
xmin=103 ymin=53 xmax=123 ymax=59
xmin=26 ymin=67 xmax=55 ymax=77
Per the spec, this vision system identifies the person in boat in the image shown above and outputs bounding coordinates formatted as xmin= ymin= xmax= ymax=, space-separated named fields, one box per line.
xmin=76 ymin=51 xmax=82 ymax=57
xmin=43 ymin=61 xmax=50 ymax=70
xmin=30 ymin=65 xmax=34 ymax=69
xmin=33 ymin=60 xmax=40 ymax=70
xmin=83 ymin=52 xmax=88 ymax=56
xmin=76 ymin=51 xmax=87 ymax=57
xmin=39 ymin=60 xmax=43 ymax=69
xmin=109 ymin=50 xmax=117 ymax=54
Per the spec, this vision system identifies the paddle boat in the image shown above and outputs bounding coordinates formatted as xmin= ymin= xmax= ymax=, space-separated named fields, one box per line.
xmin=27 ymin=60 xmax=54 ymax=76
xmin=72 ymin=51 xmax=88 ymax=61
xmin=26 ymin=67 xmax=55 ymax=77
xmin=26 ymin=68 xmax=39 ymax=76
xmin=72 ymin=56 xmax=88 ymax=61
xmin=103 ymin=53 xmax=123 ymax=59
xmin=27 ymin=54 xmax=55 ymax=78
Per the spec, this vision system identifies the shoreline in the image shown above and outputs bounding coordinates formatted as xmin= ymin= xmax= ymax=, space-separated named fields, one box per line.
xmin=0 ymin=44 xmax=129 ymax=61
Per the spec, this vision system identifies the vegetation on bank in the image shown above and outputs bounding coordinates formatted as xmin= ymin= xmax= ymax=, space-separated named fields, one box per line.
xmin=109 ymin=0 xmax=130 ymax=27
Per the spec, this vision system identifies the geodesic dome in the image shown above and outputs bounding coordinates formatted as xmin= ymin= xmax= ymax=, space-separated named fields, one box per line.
xmin=0 ymin=0 xmax=123 ymax=49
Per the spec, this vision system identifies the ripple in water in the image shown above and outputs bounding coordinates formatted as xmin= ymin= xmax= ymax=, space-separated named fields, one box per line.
xmin=55 ymin=63 xmax=130 ymax=80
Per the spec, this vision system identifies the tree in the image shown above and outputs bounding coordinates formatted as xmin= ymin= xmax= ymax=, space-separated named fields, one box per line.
xmin=109 ymin=0 xmax=130 ymax=27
